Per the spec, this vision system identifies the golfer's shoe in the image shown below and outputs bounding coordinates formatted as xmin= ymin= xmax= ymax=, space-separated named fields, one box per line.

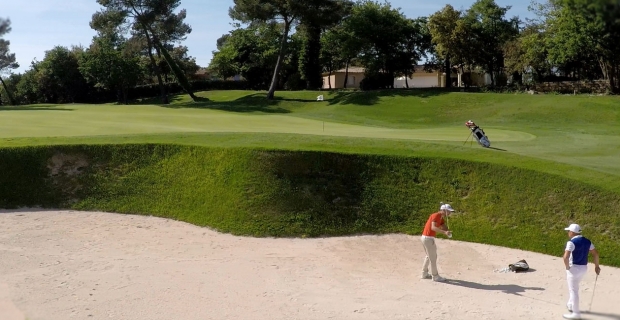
xmin=432 ymin=275 xmax=446 ymax=282
xmin=562 ymin=313 xmax=581 ymax=320
xmin=421 ymin=273 xmax=432 ymax=279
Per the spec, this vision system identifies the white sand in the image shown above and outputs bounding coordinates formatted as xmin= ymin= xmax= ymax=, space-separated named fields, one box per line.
xmin=1 ymin=209 xmax=618 ymax=320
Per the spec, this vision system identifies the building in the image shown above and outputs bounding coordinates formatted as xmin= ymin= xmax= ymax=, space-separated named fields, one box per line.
xmin=321 ymin=66 xmax=459 ymax=89
xmin=394 ymin=65 xmax=458 ymax=88
xmin=321 ymin=67 xmax=365 ymax=89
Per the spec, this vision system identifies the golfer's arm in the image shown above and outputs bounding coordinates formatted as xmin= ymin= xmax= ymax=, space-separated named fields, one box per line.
xmin=591 ymin=249 xmax=600 ymax=267
xmin=431 ymin=222 xmax=447 ymax=234
xmin=563 ymin=251 xmax=571 ymax=269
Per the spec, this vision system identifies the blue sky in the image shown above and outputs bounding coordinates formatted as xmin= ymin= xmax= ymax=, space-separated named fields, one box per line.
xmin=4 ymin=0 xmax=534 ymax=73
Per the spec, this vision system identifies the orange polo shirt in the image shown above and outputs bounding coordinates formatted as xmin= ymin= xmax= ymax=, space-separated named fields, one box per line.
xmin=422 ymin=212 xmax=444 ymax=237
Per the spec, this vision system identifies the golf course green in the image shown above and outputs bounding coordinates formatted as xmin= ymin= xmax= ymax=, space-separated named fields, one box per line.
xmin=1 ymin=89 xmax=618 ymax=266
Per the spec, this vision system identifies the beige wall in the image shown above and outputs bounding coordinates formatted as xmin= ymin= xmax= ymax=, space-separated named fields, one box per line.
xmin=322 ymin=72 xmax=365 ymax=89
xmin=394 ymin=73 xmax=441 ymax=88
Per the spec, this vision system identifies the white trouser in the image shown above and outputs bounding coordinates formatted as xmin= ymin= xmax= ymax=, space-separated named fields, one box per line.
xmin=566 ymin=265 xmax=588 ymax=315
xmin=421 ymin=236 xmax=438 ymax=276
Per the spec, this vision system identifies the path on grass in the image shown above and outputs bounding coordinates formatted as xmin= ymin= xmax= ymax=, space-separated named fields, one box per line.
xmin=0 ymin=105 xmax=535 ymax=142
xmin=1 ymin=210 xmax=618 ymax=320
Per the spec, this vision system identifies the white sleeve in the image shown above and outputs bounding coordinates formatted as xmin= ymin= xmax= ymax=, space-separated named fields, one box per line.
xmin=565 ymin=241 xmax=575 ymax=252
xmin=590 ymin=243 xmax=595 ymax=250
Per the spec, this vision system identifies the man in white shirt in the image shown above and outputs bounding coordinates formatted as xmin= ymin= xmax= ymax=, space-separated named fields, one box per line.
xmin=562 ymin=223 xmax=601 ymax=320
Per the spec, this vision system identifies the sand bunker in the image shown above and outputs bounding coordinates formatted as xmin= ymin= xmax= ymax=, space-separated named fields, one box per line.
xmin=1 ymin=210 xmax=618 ymax=320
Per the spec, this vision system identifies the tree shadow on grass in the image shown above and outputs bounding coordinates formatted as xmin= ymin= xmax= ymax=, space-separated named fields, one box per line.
xmin=0 ymin=105 xmax=74 ymax=111
xmin=139 ymin=93 xmax=305 ymax=114
xmin=326 ymin=87 xmax=457 ymax=106
xmin=444 ymin=279 xmax=545 ymax=296
xmin=129 ymin=87 xmax=466 ymax=112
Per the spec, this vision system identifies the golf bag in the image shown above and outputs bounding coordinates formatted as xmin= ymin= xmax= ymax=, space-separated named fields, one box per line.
xmin=508 ymin=259 xmax=530 ymax=273
xmin=465 ymin=120 xmax=491 ymax=148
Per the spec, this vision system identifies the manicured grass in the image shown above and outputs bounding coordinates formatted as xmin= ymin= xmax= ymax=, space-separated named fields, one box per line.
xmin=1 ymin=90 xmax=619 ymax=266
xmin=1 ymin=90 xmax=619 ymax=192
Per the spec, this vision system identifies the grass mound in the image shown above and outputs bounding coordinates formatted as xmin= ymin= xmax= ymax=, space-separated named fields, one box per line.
xmin=1 ymin=144 xmax=618 ymax=266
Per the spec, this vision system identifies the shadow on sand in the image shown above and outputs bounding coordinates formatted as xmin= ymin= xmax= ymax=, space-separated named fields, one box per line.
xmin=444 ymin=278 xmax=545 ymax=295
xmin=582 ymin=311 xmax=620 ymax=320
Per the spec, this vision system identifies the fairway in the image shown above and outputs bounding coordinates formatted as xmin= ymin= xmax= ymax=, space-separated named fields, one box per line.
xmin=1 ymin=90 xmax=619 ymax=186
xmin=0 ymin=104 xmax=535 ymax=142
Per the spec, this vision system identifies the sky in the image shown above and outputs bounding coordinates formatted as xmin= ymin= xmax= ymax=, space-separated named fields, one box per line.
xmin=3 ymin=0 xmax=535 ymax=74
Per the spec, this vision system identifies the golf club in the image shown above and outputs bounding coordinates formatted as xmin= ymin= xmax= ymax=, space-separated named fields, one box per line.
xmin=589 ymin=274 xmax=599 ymax=312
xmin=440 ymin=202 xmax=452 ymax=238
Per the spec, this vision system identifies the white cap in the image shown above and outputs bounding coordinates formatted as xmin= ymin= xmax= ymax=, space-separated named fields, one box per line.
xmin=440 ymin=204 xmax=455 ymax=212
xmin=564 ymin=223 xmax=582 ymax=233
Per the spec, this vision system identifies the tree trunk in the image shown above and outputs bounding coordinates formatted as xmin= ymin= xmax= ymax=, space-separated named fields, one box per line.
xmin=300 ymin=22 xmax=322 ymax=90
xmin=610 ymin=63 xmax=618 ymax=93
xmin=143 ymin=29 xmax=168 ymax=104
xmin=597 ymin=56 xmax=609 ymax=80
xmin=343 ymin=59 xmax=350 ymax=89
xmin=328 ymin=70 xmax=332 ymax=89
xmin=267 ymin=19 xmax=292 ymax=100
xmin=116 ymin=87 xmax=123 ymax=105
xmin=405 ymin=75 xmax=409 ymax=88
xmin=0 ymin=76 xmax=16 ymax=105
xmin=121 ymin=85 xmax=129 ymax=105
xmin=445 ymin=56 xmax=451 ymax=88
xmin=152 ymin=36 xmax=198 ymax=102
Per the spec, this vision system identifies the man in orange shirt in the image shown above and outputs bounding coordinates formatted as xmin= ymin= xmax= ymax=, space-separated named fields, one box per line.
xmin=420 ymin=203 xmax=454 ymax=282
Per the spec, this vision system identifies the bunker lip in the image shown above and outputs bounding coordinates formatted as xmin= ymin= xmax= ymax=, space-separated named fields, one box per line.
xmin=1 ymin=210 xmax=618 ymax=320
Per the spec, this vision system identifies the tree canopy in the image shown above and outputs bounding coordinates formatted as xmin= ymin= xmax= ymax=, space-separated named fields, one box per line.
xmin=0 ymin=18 xmax=19 ymax=105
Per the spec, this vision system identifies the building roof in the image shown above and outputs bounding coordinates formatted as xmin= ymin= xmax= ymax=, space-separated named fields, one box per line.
xmin=329 ymin=67 xmax=365 ymax=74
xmin=323 ymin=65 xmax=440 ymax=76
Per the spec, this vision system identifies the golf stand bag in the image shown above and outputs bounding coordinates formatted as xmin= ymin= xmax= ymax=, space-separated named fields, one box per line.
xmin=465 ymin=120 xmax=491 ymax=148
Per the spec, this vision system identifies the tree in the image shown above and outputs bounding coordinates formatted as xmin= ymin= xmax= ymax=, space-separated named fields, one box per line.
xmin=298 ymin=0 xmax=353 ymax=90
xmin=319 ymin=27 xmax=345 ymax=89
xmin=333 ymin=24 xmax=363 ymax=89
xmin=79 ymin=37 xmax=143 ymax=104
xmin=0 ymin=18 xmax=19 ymax=105
xmin=541 ymin=0 xmax=620 ymax=91
xmin=230 ymin=0 xmax=352 ymax=99
xmin=503 ymin=24 xmax=551 ymax=84
xmin=428 ymin=5 xmax=462 ymax=88
xmin=230 ymin=0 xmax=300 ymax=99
xmin=298 ymin=23 xmax=322 ymax=90
xmin=209 ymin=23 xmax=281 ymax=89
xmin=91 ymin=0 xmax=197 ymax=103
xmin=0 ymin=73 xmax=21 ymax=105
xmin=169 ymin=46 xmax=199 ymax=80
xmin=36 ymin=46 xmax=90 ymax=103
xmin=342 ymin=0 xmax=410 ymax=89
xmin=464 ymin=0 xmax=520 ymax=86
xmin=14 ymin=61 xmax=43 ymax=104
xmin=394 ymin=17 xmax=433 ymax=88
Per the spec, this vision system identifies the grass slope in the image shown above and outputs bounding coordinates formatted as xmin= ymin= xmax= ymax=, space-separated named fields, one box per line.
xmin=0 ymin=144 xmax=618 ymax=266
xmin=1 ymin=90 xmax=619 ymax=193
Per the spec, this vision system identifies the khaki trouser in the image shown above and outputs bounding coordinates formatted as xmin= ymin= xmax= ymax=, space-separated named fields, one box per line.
xmin=421 ymin=235 xmax=439 ymax=276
